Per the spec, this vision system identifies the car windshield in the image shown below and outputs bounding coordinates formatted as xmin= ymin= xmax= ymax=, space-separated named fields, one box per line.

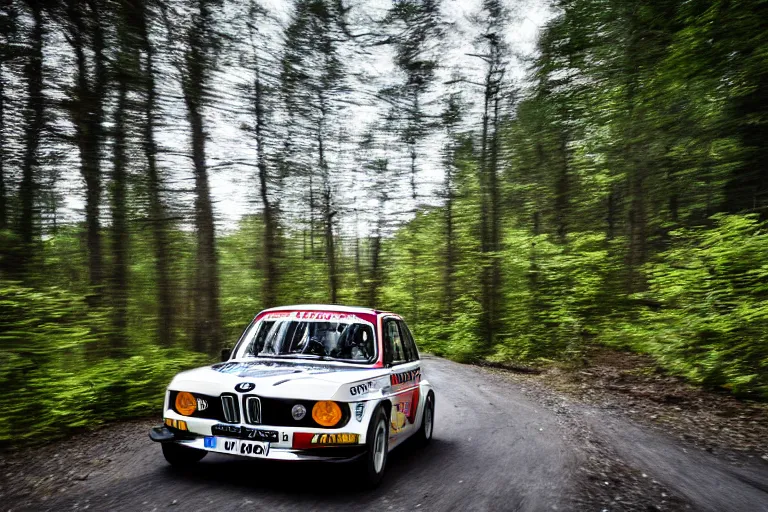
xmin=238 ymin=319 xmax=376 ymax=363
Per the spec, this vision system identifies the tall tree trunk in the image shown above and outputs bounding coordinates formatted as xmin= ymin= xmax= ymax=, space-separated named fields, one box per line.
xmin=110 ymin=75 xmax=129 ymax=352
xmin=441 ymin=96 xmax=461 ymax=321
xmin=408 ymin=139 xmax=419 ymax=324
xmin=69 ymin=0 xmax=107 ymax=296
xmin=528 ymin=210 xmax=541 ymax=335
xmin=368 ymin=225 xmax=382 ymax=308
xmin=253 ymin=55 xmax=278 ymax=308
xmin=138 ymin=0 xmax=173 ymax=346
xmin=187 ymin=100 xmax=220 ymax=354
xmin=323 ymin=190 xmax=337 ymax=303
xmin=0 ymin=60 xmax=6 ymax=231
xmin=443 ymin=165 xmax=455 ymax=318
xmin=309 ymin=173 xmax=315 ymax=258
xmin=0 ymin=3 xmax=14 ymax=232
xmin=17 ymin=0 xmax=44 ymax=275
xmin=606 ymin=190 xmax=616 ymax=240
xmin=368 ymin=160 xmax=387 ymax=308
xmin=354 ymin=203 xmax=362 ymax=301
xmin=177 ymin=0 xmax=222 ymax=355
xmin=623 ymin=18 xmax=647 ymax=294
xmin=317 ymin=115 xmax=337 ymax=303
xmin=723 ymin=0 xmax=768 ymax=215
xmin=627 ymin=160 xmax=647 ymax=293
xmin=555 ymin=130 xmax=570 ymax=243
xmin=478 ymin=63 xmax=492 ymax=347
xmin=487 ymin=83 xmax=503 ymax=341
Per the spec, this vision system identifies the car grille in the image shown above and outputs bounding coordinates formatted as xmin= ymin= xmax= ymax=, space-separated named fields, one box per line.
xmin=244 ymin=396 xmax=262 ymax=424
xmin=220 ymin=394 xmax=239 ymax=423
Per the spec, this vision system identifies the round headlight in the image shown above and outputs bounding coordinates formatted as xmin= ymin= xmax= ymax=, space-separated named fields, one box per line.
xmin=291 ymin=404 xmax=307 ymax=420
xmin=312 ymin=400 xmax=343 ymax=427
xmin=175 ymin=391 xmax=197 ymax=416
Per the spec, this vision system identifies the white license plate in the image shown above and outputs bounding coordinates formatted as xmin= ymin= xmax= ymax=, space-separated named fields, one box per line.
xmin=205 ymin=437 xmax=269 ymax=458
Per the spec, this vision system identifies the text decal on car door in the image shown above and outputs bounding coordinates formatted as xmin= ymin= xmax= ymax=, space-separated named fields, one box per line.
xmin=390 ymin=367 xmax=420 ymax=386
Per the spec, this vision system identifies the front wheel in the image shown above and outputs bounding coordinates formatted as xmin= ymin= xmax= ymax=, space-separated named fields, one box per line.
xmin=162 ymin=442 xmax=207 ymax=467
xmin=361 ymin=405 xmax=389 ymax=487
xmin=415 ymin=391 xmax=434 ymax=446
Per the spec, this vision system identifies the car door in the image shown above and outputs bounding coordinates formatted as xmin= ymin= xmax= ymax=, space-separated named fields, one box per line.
xmin=382 ymin=317 xmax=422 ymax=440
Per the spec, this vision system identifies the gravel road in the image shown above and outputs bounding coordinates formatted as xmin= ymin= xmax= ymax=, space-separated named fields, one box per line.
xmin=3 ymin=357 xmax=768 ymax=511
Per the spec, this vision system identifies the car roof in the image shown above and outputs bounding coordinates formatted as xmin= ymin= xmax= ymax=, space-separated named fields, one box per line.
xmin=260 ymin=304 xmax=395 ymax=317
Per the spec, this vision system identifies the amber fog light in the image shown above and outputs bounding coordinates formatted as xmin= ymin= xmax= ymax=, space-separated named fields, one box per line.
xmin=175 ymin=391 xmax=197 ymax=416
xmin=312 ymin=401 xmax=342 ymax=427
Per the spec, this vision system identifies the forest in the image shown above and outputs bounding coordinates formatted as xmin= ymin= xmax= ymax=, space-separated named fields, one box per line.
xmin=1 ymin=0 xmax=767 ymax=445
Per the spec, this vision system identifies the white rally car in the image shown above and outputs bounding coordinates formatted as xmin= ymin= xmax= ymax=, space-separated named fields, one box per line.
xmin=149 ymin=304 xmax=434 ymax=485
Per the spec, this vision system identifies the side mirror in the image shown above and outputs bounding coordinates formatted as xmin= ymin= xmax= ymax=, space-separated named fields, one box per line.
xmin=221 ymin=347 xmax=232 ymax=361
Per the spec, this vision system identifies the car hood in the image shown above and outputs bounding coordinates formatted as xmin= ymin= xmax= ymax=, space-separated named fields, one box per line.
xmin=168 ymin=359 xmax=391 ymax=401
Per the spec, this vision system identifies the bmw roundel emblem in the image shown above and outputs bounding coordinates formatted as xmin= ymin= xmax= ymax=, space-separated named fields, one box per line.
xmin=235 ymin=382 xmax=255 ymax=392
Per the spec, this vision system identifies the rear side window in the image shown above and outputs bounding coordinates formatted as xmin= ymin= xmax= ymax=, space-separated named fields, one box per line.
xmin=398 ymin=320 xmax=420 ymax=361
xmin=383 ymin=318 xmax=407 ymax=365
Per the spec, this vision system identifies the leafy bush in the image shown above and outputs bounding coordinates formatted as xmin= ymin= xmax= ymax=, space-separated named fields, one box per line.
xmin=606 ymin=214 xmax=768 ymax=398
xmin=0 ymin=282 xmax=208 ymax=445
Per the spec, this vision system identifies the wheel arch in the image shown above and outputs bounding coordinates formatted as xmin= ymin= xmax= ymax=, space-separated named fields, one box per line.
xmin=377 ymin=398 xmax=392 ymax=419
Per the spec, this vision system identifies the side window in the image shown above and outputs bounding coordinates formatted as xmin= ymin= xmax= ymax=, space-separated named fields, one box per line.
xmin=383 ymin=319 xmax=406 ymax=366
xmin=398 ymin=320 xmax=420 ymax=361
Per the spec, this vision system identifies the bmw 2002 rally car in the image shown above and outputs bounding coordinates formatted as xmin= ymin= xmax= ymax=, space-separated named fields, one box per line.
xmin=149 ymin=304 xmax=434 ymax=485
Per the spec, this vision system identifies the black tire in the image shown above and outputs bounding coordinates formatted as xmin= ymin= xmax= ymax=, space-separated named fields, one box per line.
xmin=161 ymin=442 xmax=207 ymax=467
xmin=361 ymin=405 xmax=389 ymax=487
xmin=415 ymin=392 xmax=434 ymax=446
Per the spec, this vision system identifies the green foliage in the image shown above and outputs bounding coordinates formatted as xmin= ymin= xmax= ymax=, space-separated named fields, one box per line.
xmin=0 ymin=279 xmax=209 ymax=444
xmin=604 ymin=215 xmax=768 ymax=397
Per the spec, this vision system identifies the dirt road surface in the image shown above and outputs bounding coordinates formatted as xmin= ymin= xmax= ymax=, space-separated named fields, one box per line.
xmin=3 ymin=357 xmax=767 ymax=511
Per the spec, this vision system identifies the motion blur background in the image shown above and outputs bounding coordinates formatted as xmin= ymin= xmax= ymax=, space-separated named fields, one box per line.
xmin=1 ymin=0 xmax=767 ymax=445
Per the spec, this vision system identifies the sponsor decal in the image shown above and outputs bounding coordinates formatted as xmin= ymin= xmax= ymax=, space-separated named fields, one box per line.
xmin=262 ymin=311 xmax=367 ymax=323
xmin=355 ymin=402 xmax=365 ymax=422
xmin=349 ymin=381 xmax=374 ymax=396
xmin=235 ymin=382 xmax=256 ymax=392
xmin=196 ymin=398 xmax=208 ymax=411
xmin=245 ymin=428 xmax=278 ymax=442
xmin=293 ymin=311 xmax=356 ymax=321
xmin=310 ymin=433 xmax=360 ymax=445
xmin=211 ymin=423 xmax=241 ymax=436
xmin=390 ymin=409 xmax=408 ymax=434
xmin=210 ymin=424 xmax=278 ymax=442
xmin=390 ymin=368 xmax=421 ymax=386
xmin=262 ymin=312 xmax=292 ymax=320
xmin=390 ymin=397 xmax=417 ymax=433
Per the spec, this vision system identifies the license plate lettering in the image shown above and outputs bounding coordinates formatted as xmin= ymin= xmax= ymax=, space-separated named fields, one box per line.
xmin=239 ymin=440 xmax=268 ymax=457
xmin=205 ymin=437 xmax=269 ymax=457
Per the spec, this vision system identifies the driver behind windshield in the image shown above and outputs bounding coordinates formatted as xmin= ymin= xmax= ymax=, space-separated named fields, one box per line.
xmin=244 ymin=319 xmax=375 ymax=362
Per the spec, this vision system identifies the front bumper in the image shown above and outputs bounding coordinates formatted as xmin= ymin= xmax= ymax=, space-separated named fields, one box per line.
xmin=149 ymin=413 xmax=369 ymax=462
xmin=150 ymin=425 xmax=366 ymax=462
